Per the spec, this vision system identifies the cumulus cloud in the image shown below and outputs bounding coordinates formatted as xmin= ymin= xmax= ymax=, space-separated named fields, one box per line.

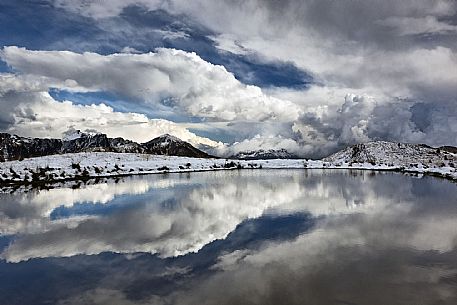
xmin=1 ymin=46 xmax=300 ymax=122
xmin=0 ymin=72 xmax=222 ymax=147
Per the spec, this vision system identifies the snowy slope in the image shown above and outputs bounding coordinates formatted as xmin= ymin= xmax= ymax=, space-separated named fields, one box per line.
xmin=324 ymin=142 xmax=455 ymax=166
xmin=323 ymin=141 xmax=456 ymax=180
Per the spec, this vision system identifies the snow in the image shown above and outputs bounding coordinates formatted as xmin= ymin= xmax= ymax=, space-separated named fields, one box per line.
xmin=62 ymin=129 xmax=99 ymax=141
xmin=0 ymin=148 xmax=457 ymax=183
xmin=62 ymin=131 xmax=83 ymax=141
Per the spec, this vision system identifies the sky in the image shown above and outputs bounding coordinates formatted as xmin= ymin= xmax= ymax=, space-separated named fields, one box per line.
xmin=0 ymin=0 xmax=456 ymax=158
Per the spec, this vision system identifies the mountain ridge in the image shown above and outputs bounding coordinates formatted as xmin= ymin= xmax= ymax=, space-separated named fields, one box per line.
xmin=0 ymin=131 xmax=212 ymax=162
xmin=230 ymin=148 xmax=299 ymax=160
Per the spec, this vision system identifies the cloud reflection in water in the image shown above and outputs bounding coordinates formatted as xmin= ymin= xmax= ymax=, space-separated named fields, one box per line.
xmin=0 ymin=170 xmax=456 ymax=305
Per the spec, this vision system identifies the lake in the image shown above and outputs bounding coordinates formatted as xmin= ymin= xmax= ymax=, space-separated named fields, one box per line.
xmin=0 ymin=169 xmax=456 ymax=305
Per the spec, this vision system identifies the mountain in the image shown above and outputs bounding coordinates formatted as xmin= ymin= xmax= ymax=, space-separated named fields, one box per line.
xmin=231 ymin=148 xmax=298 ymax=160
xmin=142 ymin=134 xmax=212 ymax=158
xmin=61 ymin=131 xmax=145 ymax=154
xmin=323 ymin=141 xmax=456 ymax=167
xmin=0 ymin=132 xmax=212 ymax=162
xmin=0 ymin=133 xmax=62 ymax=162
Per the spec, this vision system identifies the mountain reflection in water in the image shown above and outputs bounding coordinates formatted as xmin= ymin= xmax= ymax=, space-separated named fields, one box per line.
xmin=0 ymin=169 xmax=456 ymax=305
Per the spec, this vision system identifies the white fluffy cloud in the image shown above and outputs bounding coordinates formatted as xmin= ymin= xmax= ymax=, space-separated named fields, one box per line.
xmin=1 ymin=46 xmax=300 ymax=122
xmin=0 ymin=73 xmax=222 ymax=147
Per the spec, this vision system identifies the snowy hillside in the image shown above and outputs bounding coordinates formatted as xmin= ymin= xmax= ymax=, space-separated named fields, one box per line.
xmin=324 ymin=141 xmax=455 ymax=166
xmin=323 ymin=141 xmax=456 ymax=180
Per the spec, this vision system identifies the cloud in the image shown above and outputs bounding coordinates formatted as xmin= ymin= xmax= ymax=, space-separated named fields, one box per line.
xmin=52 ymin=0 xmax=457 ymax=95
xmin=1 ymin=46 xmax=301 ymax=122
xmin=43 ymin=0 xmax=457 ymax=156
xmin=2 ymin=1 xmax=457 ymax=157
xmin=377 ymin=16 xmax=457 ymax=36
xmin=0 ymin=72 xmax=223 ymax=147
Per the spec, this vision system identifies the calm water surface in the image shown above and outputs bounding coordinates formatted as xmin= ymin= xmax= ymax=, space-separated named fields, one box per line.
xmin=0 ymin=169 xmax=456 ymax=305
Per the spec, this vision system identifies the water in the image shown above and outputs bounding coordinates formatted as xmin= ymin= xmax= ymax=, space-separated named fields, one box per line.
xmin=0 ymin=169 xmax=456 ymax=305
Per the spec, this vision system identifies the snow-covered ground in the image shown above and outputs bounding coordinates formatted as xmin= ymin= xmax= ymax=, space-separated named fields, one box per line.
xmin=0 ymin=150 xmax=456 ymax=187
xmin=0 ymin=153 xmax=310 ymax=184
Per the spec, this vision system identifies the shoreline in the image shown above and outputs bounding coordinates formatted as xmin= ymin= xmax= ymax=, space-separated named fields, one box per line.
xmin=0 ymin=152 xmax=455 ymax=190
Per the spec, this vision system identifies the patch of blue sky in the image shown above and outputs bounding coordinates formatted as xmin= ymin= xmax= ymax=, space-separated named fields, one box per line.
xmin=0 ymin=235 xmax=13 ymax=252
xmin=0 ymin=0 xmax=101 ymax=51
xmin=49 ymin=190 xmax=165 ymax=220
xmin=0 ymin=59 xmax=11 ymax=73
xmin=48 ymin=89 xmax=204 ymax=122
xmin=49 ymin=184 xmax=203 ymax=220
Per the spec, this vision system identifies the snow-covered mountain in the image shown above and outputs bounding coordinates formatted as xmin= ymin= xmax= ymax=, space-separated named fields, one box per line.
xmin=231 ymin=148 xmax=298 ymax=160
xmin=0 ymin=132 xmax=211 ymax=161
xmin=143 ymin=134 xmax=212 ymax=158
xmin=323 ymin=141 xmax=456 ymax=168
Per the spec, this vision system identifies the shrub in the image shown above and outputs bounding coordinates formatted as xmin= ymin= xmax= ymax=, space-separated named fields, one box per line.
xmin=224 ymin=161 xmax=236 ymax=168
xmin=158 ymin=166 xmax=169 ymax=171
xmin=81 ymin=168 xmax=90 ymax=177
xmin=71 ymin=163 xmax=81 ymax=170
